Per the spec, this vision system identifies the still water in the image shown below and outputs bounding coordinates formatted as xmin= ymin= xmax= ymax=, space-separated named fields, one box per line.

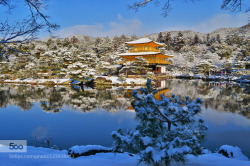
xmin=0 ymin=80 xmax=249 ymax=158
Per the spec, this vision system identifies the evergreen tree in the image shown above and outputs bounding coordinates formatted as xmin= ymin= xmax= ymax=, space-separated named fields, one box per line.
xmin=216 ymin=34 xmax=221 ymax=43
xmin=120 ymin=34 xmax=129 ymax=43
xmin=223 ymin=60 xmax=233 ymax=72
xmin=130 ymin=35 xmax=139 ymax=41
xmin=206 ymin=34 xmax=211 ymax=46
xmin=157 ymin=32 xmax=164 ymax=43
xmin=62 ymin=38 xmax=70 ymax=47
xmin=56 ymin=39 xmax=62 ymax=46
xmin=194 ymin=34 xmax=200 ymax=45
xmin=130 ymin=56 xmax=150 ymax=76
xmin=195 ymin=60 xmax=216 ymax=75
xmin=164 ymin=32 xmax=174 ymax=50
xmin=210 ymin=36 xmax=216 ymax=45
xmin=113 ymin=36 xmax=123 ymax=51
xmin=176 ymin=32 xmax=185 ymax=51
xmin=46 ymin=38 xmax=53 ymax=47
xmin=112 ymin=79 xmax=207 ymax=165
xmin=70 ymin=36 xmax=79 ymax=45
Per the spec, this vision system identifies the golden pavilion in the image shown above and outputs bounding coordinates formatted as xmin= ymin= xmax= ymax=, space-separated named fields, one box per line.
xmin=118 ymin=38 xmax=173 ymax=74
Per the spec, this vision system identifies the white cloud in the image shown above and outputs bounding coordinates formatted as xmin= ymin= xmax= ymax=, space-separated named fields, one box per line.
xmin=162 ymin=13 xmax=249 ymax=33
xmin=55 ymin=15 xmax=143 ymax=38
xmin=191 ymin=13 xmax=249 ymax=33
xmin=55 ymin=13 xmax=248 ymax=38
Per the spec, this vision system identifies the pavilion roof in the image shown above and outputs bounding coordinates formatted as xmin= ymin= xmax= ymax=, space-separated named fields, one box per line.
xmin=125 ymin=38 xmax=164 ymax=46
xmin=118 ymin=52 xmax=173 ymax=57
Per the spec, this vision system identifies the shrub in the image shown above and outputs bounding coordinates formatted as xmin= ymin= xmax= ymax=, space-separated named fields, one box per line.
xmin=112 ymin=79 xmax=207 ymax=165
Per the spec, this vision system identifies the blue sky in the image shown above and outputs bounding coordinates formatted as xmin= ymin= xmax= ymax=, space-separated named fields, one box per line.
xmin=4 ymin=0 xmax=250 ymax=38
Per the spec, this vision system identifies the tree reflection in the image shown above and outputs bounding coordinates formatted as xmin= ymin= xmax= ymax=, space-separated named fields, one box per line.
xmin=0 ymin=80 xmax=249 ymax=119
xmin=164 ymin=80 xmax=250 ymax=119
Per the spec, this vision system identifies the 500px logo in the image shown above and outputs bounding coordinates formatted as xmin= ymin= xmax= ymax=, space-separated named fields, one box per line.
xmin=0 ymin=140 xmax=27 ymax=152
xmin=9 ymin=143 xmax=24 ymax=150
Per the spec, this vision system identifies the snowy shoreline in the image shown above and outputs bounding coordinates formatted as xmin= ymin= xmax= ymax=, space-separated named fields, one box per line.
xmin=1 ymin=145 xmax=249 ymax=166
xmin=0 ymin=74 xmax=249 ymax=86
xmin=0 ymin=78 xmax=72 ymax=85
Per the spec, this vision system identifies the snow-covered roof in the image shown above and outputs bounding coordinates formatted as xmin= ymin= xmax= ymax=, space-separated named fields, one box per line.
xmin=125 ymin=38 xmax=164 ymax=46
xmin=119 ymin=52 xmax=160 ymax=56
xmin=118 ymin=52 xmax=172 ymax=57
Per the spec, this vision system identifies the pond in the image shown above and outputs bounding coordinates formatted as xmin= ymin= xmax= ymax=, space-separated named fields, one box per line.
xmin=0 ymin=80 xmax=249 ymax=158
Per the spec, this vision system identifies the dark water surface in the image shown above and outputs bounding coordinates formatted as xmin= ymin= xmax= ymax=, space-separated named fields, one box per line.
xmin=0 ymin=80 xmax=249 ymax=158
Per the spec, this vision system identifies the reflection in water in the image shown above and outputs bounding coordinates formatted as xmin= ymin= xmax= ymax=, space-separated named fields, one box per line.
xmin=0 ymin=80 xmax=249 ymax=157
xmin=0 ymin=80 xmax=248 ymax=118
xmin=164 ymin=80 xmax=249 ymax=119
xmin=200 ymin=107 xmax=250 ymax=158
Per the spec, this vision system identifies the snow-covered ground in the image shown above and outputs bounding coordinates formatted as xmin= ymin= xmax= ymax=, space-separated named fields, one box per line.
xmin=2 ymin=79 xmax=72 ymax=85
xmin=0 ymin=146 xmax=249 ymax=166
xmin=95 ymin=76 xmax=147 ymax=85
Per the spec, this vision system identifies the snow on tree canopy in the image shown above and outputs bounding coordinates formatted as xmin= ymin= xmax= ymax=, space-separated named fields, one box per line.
xmin=112 ymin=79 xmax=207 ymax=165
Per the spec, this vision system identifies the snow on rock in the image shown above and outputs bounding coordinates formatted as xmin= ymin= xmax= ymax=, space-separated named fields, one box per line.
xmin=218 ymin=145 xmax=249 ymax=161
xmin=68 ymin=145 xmax=112 ymax=158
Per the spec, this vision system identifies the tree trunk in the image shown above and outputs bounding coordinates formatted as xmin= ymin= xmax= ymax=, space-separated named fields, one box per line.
xmin=49 ymin=64 xmax=52 ymax=79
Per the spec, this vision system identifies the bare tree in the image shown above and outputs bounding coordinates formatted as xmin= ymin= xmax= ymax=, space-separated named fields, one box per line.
xmin=128 ymin=0 xmax=249 ymax=17
xmin=221 ymin=0 xmax=248 ymax=12
xmin=0 ymin=0 xmax=59 ymax=52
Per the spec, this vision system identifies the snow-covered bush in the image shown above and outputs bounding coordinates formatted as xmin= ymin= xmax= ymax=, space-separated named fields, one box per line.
xmin=112 ymin=79 xmax=207 ymax=165
xmin=218 ymin=145 xmax=249 ymax=161
xmin=68 ymin=145 xmax=112 ymax=158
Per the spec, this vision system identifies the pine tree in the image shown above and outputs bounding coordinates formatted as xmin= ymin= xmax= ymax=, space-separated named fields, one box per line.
xmin=176 ymin=32 xmax=185 ymax=51
xmin=206 ymin=34 xmax=211 ymax=46
xmin=112 ymin=79 xmax=207 ymax=165
xmin=62 ymin=38 xmax=70 ymax=47
xmin=130 ymin=35 xmax=139 ymax=41
xmin=113 ymin=36 xmax=123 ymax=51
xmin=120 ymin=34 xmax=129 ymax=43
xmin=157 ymin=32 xmax=164 ymax=43
xmin=216 ymin=34 xmax=221 ymax=43
xmin=70 ymin=36 xmax=79 ymax=45
xmin=223 ymin=60 xmax=233 ymax=72
xmin=94 ymin=37 xmax=102 ymax=47
xmin=194 ymin=34 xmax=200 ymax=45
xmin=130 ymin=56 xmax=150 ymax=76
xmin=46 ymin=38 xmax=53 ymax=47
xmin=195 ymin=60 xmax=216 ymax=75
xmin=164 ymin=32 xmax=173 ymax=50
xmin=210 ymin=36 xmax=216 ymax=45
